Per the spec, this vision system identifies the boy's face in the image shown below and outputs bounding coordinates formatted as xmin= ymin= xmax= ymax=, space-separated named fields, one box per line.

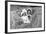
xmin=28 ymin=11 xmax=31 ymax=14
xmin=27 ymin=11 xmax=31 ymax=15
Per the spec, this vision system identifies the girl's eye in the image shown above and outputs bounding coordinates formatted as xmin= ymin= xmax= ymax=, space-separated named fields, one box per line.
xmin=21 ymin=12 xmax=26 ymax=16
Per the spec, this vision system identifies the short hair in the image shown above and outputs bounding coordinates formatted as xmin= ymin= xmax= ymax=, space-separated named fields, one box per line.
xmin=27 ymin=9 xmax=32 ymax=15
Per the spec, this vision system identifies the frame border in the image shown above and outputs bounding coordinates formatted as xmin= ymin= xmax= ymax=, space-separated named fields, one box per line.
xmin=5 ymin=1 xmax=45 ymax=33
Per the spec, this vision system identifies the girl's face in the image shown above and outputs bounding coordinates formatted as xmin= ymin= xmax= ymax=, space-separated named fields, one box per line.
xmin=22 ymin=12 xmax=27 ymax=16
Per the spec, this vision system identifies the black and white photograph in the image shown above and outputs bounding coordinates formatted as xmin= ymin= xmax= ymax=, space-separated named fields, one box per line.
xmin=6 ymin=1 xmax=45 ymax=33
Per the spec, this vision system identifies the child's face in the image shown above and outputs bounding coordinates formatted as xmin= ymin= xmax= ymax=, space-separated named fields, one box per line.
xmin=22 ymin=12 xmax=27 ymax=16
xmin=27 ymin=11 xmax=31 ymax=15
xmin=28 ymin=11 xmax=31 ymax=14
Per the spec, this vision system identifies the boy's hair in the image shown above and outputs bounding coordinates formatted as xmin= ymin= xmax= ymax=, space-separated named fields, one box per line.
xmin=27 ymin=9 xmax=32 ymax=15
